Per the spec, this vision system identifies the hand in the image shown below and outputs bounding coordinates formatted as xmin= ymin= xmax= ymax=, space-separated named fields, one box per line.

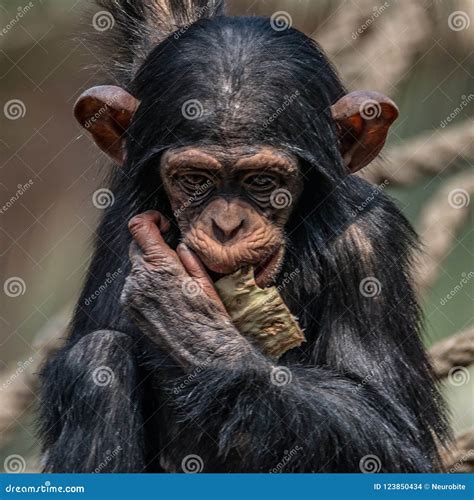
xmin=127 ymin=210 xmax=227 ymax=313
xmin=121 ymin=211 xmax=250 ymax=369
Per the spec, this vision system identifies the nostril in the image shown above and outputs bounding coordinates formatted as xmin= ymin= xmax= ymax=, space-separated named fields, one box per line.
xmin=212 ymin=218 xmax=244 ymax=243
xmin=228 ymin=219 xmax=244 ymax=240
xmin=212 ymin=220 xmax=226 ymax=243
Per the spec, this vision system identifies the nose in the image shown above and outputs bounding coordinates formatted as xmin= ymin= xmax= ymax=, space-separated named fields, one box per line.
xmin=211 ymin=216 xmax=245 ymax=244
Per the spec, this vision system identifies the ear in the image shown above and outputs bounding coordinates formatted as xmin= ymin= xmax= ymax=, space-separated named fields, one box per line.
xmin=331 ymin=91 xmax=399 ymax=173
xmin=74 ymin=85 xmax=140 ymax=166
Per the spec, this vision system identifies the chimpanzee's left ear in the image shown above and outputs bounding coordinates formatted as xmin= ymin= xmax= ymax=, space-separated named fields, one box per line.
xmin=331 ymin=91 xmax=399 ymax=173
xmin=74 ymin=85 xmax=140 ymax=166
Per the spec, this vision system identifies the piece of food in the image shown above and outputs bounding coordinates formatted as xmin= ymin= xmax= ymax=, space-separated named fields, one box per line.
xmin=214 ymin=266 xmax=305 ymax=358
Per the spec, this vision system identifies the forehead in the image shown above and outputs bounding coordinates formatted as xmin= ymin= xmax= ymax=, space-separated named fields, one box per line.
xmin=160 ymin=146 xmax=299 ymax=174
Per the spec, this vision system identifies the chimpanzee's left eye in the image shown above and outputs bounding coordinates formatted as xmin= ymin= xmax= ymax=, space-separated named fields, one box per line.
xmin=243 ymin=174 xmax=278 ymax=191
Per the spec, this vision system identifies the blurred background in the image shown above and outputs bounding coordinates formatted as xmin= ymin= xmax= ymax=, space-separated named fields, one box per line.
xmin=0 ymin=0 xmax=472 ymax=472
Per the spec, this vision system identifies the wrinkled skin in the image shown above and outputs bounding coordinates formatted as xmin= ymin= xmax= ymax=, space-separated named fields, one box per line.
xmin=123 ymin=146 xmax=302 ymax=369
xmin=121 ymin=210 xmax=255 ymax=370
xmin=160 ymin=145 xmax=302 ymax=287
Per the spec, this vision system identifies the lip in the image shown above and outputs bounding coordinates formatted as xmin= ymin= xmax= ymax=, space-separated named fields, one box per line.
xmin=253 ymin=247 xmax=284 ymax=288
xmin=199 ymin=247 xmax=284 ymax=288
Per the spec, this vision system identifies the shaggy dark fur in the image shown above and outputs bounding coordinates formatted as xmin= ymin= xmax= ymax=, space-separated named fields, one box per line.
xmin=39 ymin=0 xmax=448 ymax=472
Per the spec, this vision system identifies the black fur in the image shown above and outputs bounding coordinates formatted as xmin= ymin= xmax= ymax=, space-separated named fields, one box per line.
xmin=39 ymin=0 xmax=448 ymax=472
xmin=96 ymin=0 xmax=225 ymax=84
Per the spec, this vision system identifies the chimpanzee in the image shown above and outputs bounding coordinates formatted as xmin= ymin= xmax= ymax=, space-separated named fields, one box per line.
xmin=39 ymin=0 xmax=448 ymax=472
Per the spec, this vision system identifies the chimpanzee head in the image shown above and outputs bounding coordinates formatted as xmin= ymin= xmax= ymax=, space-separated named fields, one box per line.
xmin=74 ymin=16 xmax=398 ymax=287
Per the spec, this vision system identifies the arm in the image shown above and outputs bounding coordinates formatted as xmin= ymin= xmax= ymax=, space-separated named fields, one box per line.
xmin=168 ymin=362 xmax=432 ymax=473
xmin=121 ymin=211 xmax=434 ymax=473
xmin=39 ymin=330 xmax=146 ymax=472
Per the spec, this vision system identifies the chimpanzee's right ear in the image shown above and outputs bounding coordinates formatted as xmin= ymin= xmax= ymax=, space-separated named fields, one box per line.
xmin=74 ymin=85 xmax=140 ymax=166
xmin=331 ymin=91 xmax=398 ymax=173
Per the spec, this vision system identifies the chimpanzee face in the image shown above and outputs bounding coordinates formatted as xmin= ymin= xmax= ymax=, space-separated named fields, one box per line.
xmin=160 ymin=145 xmax=302 ymax=286
xmin=73 ymin=84 xmax=398 ymax=287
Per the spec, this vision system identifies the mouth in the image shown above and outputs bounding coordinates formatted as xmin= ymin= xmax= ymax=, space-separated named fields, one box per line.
xmin=203 ymin=247 xmax=284 ymax=289
xmin=253 ymin=247 xmax=284 ymax=288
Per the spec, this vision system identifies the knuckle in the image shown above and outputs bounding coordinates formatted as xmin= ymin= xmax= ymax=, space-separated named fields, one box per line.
xmin=143 ymin=249 xmax=171 ymax=267
xmin=130 ymin=251 xmax=180 ymax=278
xmin=128 ymin=214 xmax=147 ymax=234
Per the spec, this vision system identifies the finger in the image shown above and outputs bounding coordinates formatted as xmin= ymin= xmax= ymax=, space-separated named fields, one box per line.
xmin=177 ymin=243 xmax=227 ymax=313
xmin=128 ymin=210 xmax=173 ymax=256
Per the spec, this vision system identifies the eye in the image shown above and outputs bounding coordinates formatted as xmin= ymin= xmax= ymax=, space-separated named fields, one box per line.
xmin=176 ymin=172 xmax=215 ymax=198
xmin=243 ymin=174 xmax=279 ymax=192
